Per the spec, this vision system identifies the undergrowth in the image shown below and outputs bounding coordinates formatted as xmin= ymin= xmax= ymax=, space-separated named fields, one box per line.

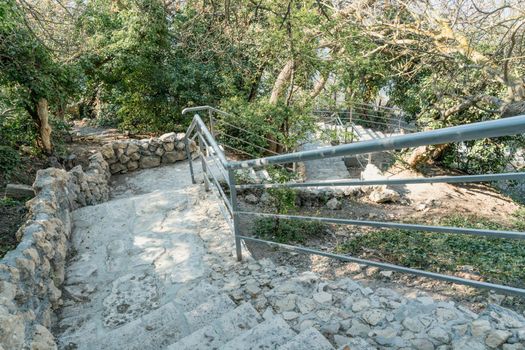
xmin=336 ymin=213 xmax=525 ymax=288
xmin=253 ymin=218 xmax=327 ymax=244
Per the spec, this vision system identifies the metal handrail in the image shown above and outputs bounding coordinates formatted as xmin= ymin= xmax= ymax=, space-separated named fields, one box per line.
xmin=184 ymin=106 xmax=525 ymax=296
xmin=228 ymin=115 xmax=525 ymax=169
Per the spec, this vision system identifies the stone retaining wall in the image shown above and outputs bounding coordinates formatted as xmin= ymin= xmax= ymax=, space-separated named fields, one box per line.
xmin=100 ymin=132 xmax=197 ymax=175
xmin=0 ymin=152 xmax=110 ymax=349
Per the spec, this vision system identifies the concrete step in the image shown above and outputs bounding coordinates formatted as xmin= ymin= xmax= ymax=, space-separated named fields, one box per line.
xmin=87 ymin=302 xmax=190 ymax=350
xmin=173 ymin=281 xmax=223 ymax=312
xmin=168 ymin=302 xmax=262 ymax=350
xmin=184 ymin=293 xmax=236 ymax=332
xmin=280 ymin=327 xmax=334 ymax=350
xmin=219 ymin=315 xmax=296 ymax=350
xmin=70 ymin=287 xmax=234 ymax=350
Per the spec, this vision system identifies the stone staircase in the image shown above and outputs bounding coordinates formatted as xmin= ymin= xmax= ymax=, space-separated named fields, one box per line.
xmin=56 ymin=162 xmax=335 ymax=350
xmin=56 ymin=161 xmax=525 ymax=350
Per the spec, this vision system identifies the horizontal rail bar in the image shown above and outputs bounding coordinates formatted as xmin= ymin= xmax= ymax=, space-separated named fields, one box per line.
xmin=182 ymin=105 xmax=232 ymax=118
xmin=215 ymin=119 xmax=288 ymax=148
xmin=216 ymin=131 xmax=280 ymax=155
xmin=237 ymin=235 xmax=525 ymax=296
xmin=236 ymin=172 xmax=525 ymax=189
xmin=237 ymin=212 xmax=525 ymax=240
xmin=228 ymin=115 xmax=525 ymax=169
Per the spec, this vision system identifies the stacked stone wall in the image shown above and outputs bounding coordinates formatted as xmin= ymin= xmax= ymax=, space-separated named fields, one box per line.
xmin=0 ymin=153 xmax=110 ymax=349
xmin=100 ymin=132 xmax=197 ymax=175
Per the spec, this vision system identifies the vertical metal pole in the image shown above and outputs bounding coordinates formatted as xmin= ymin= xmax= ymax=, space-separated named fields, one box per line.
xmin=228 ymin=168 xmax=243 ymax=261
xmin=198 ymin=127 xmax=210 ymax=192
xmin=185 ymin=133 xmax=196 ymax=184
xmin=208 ymin=109 xmax=215 ymax=136
xmin=207 ymin=109 xmax=214 ymax=157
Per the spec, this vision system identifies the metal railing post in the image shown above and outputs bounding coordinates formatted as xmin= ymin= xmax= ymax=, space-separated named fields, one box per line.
xmin=228 ymin=168 xmax=243 ymax=261
xmin=208 ymin=108 xmax=215 ymax=136
xmin=184 ymin=134 xmax=196 ymax=184
xmin=198 ymin=126 xmax=210 ymax=192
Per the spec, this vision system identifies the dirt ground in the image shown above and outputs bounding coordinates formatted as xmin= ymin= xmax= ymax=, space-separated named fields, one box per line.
xmin=0 ymin=201 xmax=26 ymax=259
xmin=239 ymin=161 xmax=525 ymax=314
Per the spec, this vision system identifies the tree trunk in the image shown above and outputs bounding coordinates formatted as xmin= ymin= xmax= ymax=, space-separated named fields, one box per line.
xmin=36 ymin=98 xmax=53 ymax=155
xmin=269 ymin=60 xmax=294 ymax=104
xmin=310 ymin=74 xmax=327 ymax=99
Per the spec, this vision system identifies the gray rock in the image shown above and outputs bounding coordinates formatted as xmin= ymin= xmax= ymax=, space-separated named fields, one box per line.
xmin=427 ymin=326 xmax=450 ymax=344
xmin=485 ymin=330 xmax=512 ymax=348
xmin=403 ymin=317 xmax=425 ymax=333
xmin=369 ymin=187 xmax=400 ymax=203
xmin=412 ymin=338 xmax=435 ymax=350
xmin=155 ymin=147 xmax=165 ymax=156
xmin=313 ymin=291 xmax=332 ymax=304
xmin=352 ymin=298 xmax=370 ymax=312
xmin=282 ymin=311 xmax=299 ymax=321
xmin=451 ymin=338 xmax=487 ymax=350
xmin=110 ymin=163 xmax=127 ymax=174
xmin=347 ymin=319 xmax=371 ymax=337
xmin=297 ymin=297 xmax=316 ymax=314
xmin=472 ymin=319 xmax=492 ymax=337
xmin=244 ymin=194 xmax=259 ymax=204
xmin=101 ymin=143 xmax=115 ymax=159
xmin=140 ymin=156 xmax=161 ymax=169
xmin=119 ymin=154 xmax=130 ymax=163
xmin=127 ymin=161 xmax=139 ymax=171
xmin=260 ymin=192 xmax=274 ymax=206
xmin=362 ymin=309 xmax=385 ymax=326
xmin=126 ymin=142 xmax=139 ymax=155
xmin=326 ymin=198 xmax=342 ymax=210
xmin=163 ymin=142 xmax=175 ymax=152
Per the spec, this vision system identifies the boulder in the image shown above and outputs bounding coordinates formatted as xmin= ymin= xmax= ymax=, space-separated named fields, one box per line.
xmin=369 ymin=187 xmax=400 ymax=203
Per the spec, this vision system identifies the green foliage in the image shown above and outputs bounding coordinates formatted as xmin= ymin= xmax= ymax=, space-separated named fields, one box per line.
xmin=254 ymin=218 xmax=326 ymax=244
xmin=0 ymin=197 xmax=21 ymax=208
xmin=442 ymin=137 xmax=525 ymax=175
xmin=336 ymin=214 xmax=525 ymax=287
xmin=218 ymin=97 xmax=314 ymax=158
xmin=0 ymin=146 xmax=20 ymax=178
xmin=0 ymin=0 xmax=76 ymax=155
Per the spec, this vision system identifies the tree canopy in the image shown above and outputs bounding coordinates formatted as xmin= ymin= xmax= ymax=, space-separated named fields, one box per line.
xmin=1 ymin=0 xmax=525 ymax=174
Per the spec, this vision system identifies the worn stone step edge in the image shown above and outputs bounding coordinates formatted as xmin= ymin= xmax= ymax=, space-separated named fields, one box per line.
xmin=183 ymin=293 xmax=237 ymax=332
xmin=279 ymin=327 xmax=334 ymax=350
xmin=219 ymin=315 xmax=296 ymax=350
xmin=167 ymin=302 xmax=262 ymax=350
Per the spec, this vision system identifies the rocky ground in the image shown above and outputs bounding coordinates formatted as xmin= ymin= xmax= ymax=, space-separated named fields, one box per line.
xmin=54 ymin=161 xmax=525 ymax=350
xmin=237 ymin=161 xmax=525 ymax=315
